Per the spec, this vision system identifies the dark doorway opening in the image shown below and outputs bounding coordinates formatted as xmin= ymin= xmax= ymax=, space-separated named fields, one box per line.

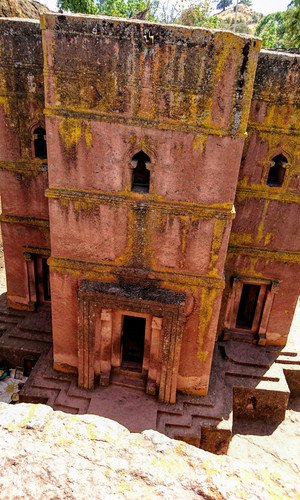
xmin=42 ymin=258 xmax=51 ymax=301
xmin=121 ymin=315 xmax=146 ymax=371
xmin=33 ymin=255 xmax=51 ymax=305
xmin=236 ymin=284 xmax=260 ymax=330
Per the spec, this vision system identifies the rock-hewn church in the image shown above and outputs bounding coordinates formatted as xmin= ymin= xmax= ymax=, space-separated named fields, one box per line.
xmin=0 ymin=14 xmax=299 ymax=410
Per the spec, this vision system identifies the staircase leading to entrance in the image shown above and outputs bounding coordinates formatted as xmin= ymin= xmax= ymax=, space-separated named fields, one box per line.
xmin=110 ymin=367 xmax=147 ymax=392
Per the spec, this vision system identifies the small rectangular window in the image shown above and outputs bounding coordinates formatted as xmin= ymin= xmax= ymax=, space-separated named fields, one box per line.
xmin=33 ymin=126 xmax=47 ymax=160
xmin=267 ymin=154 xmax=287 ymax=187
xmin=131 ymin=151 xmax=150 ymax=193
xmin=236 ymin=284 xmax=260 ymax=330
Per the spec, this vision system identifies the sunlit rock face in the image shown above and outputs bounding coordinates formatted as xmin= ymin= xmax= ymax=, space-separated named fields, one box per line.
xmin=0 ymin=402 xmax=299 ymax=499
xmin=0 ymin=0 xmax=49 ymax=18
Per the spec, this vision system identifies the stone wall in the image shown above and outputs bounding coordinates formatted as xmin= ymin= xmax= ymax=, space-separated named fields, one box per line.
xmin=42 ymin=14 xmax=261 ymax=398
xmin=0 ymin=19 xmax=49 ymax=309
xmin=219 ymin=50 xmax=300 ymax=346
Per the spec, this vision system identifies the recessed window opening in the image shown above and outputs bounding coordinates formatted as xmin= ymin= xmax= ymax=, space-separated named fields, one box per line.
xmin=131 ymin=150 xmax=150 ymax=193
xmin=236 ymin=284 xmax=260 ymax=330
xmin=42 ymin=258 xmax=51 ymax=301
xmin=33 ymin=126 xmax=47 ymax=160
xmin=33 ymin=254 xmax=51 ymax=304
xmin=121 ymin=315 xmax=146 ymax=371
xmin=267 ymin=154 xmax=287 ymax=187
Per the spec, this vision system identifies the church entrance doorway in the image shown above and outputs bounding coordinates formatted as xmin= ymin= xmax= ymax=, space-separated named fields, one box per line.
xmin=121 ymin=315 xmax=146 ymax=371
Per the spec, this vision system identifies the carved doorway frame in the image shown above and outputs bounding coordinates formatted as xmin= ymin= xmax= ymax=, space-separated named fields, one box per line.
xmin=78 ymin=281 xmax=186 ymax=404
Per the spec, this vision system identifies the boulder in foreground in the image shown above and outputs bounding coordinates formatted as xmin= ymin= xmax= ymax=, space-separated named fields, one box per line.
xmin=0 ymin=402 xmax=299 ymax=499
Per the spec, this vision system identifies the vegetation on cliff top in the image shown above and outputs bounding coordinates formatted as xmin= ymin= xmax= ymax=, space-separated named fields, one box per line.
xmin=1 ymin=0 xmax=299 ymax=51
xmin=55 ymin=0 xmax=300 ymax=50
xmin=255 ymin=0 xmax=300 ymax=50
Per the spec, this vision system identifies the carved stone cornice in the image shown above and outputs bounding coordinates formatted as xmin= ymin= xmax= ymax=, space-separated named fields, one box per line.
xmin=228 ymin=245 xmax=300 ymax=264
xmin=46 ymin=187 xmax=235 ymax=220
xmin=0 ymin=214 xmax=49 ymax=229
xmin=48 ymin=256 xmax=225 ymax=289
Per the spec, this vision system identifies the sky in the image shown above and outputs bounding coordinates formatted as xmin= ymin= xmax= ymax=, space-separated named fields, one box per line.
xmin=41 ymin=0 xmax=291 ymax=15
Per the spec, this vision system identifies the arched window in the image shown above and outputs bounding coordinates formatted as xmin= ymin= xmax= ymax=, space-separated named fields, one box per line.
xmin=267 ymin=154 xmax=287 ymax=187
xmin=131 ymin=150 xmax=150 ymax=193
xmin=33 ymin=126 xmax=47 ymax=160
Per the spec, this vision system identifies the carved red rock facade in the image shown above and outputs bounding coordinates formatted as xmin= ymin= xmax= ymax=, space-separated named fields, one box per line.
xmin=0 ymin=15 xmax=299 ymax=403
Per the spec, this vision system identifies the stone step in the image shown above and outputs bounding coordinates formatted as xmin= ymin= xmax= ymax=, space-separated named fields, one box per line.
xmin=182 ymin=403 xmax=224 ymax=420
xmin=52 ymin=404 xmax=79 ymax=414
xmin=157 ymin=404 xmax=224 ymax=438
xmin=156 ymin=412 xmax=186 ymax=435
xmin=276 ymin=358 xmax=300 ymax=365
xmin=179 ymin=395 xmax=216 ymax=408
xmin=66 ymin=381 xmax=93 ymax=399
xmin=8 ymin=329 xmax=52 ymax=344
xmin=282 ymin=365 xmax=300 ymax=396
xmin=19 ymin=313 xmax=52 ymax=334
xmin=0 ymin=316 xmax=20 ymax=325
xmin=54 ymin=387 xmax=90 ymax=414
xmin=31 ymin=376 xmax=71 ymax=392
xmin=225 ymin=370 xmax=280 ymax=382
xmin=222 ymin=341 xmax=277 ymax=368
xmin=118 ymin=367 xmax=146 ymax=379
xmin=160 ymin=413 xmax=192 ymax=429
xmin=165 ymin=415 xmax=223 ymax=435
xmin=110 ymin=372 xmax=146 ymax=392
xmin=0 ymin=306 xmax=25 ymax=318
xmin=223 ymin=331 xmax=258 ymax=344
xmin=19 ymin=386 xmax=59 ymax=405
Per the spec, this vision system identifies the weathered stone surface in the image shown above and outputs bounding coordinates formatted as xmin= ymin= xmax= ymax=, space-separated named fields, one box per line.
xmin=0 ymin=402 xmax=299 ymax=499
xmin=229 ymin=397 xmax=300 ymax=482
xmin=0 ymin=0 xmax=49 ymax=19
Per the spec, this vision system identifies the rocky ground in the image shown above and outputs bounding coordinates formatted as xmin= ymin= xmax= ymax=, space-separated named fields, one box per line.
xmin=229 ymin=397 xmax=300 ymax=479
xmin=0 ymin=402 xmax=299 ymax=499
xmin=0 ymin=0 xmax=49 ymax=18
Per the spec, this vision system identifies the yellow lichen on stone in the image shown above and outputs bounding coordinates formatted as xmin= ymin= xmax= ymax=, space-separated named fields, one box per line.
xmin=193 ymin=135 xmax=206 ymax=153
xmin=209 ymin=219 xmax=225 ymax=278
xmin=85 ymin=122 xmax=93 ymax=148
xmin=257 ymin=200 xmax=270 ymax=243
xmin=59 ymin=117 xmax=82 ymax=149
xmin=150 ymin=454 xmax=190 ymax=475
xmin=237 ymin=41 xmax=262 ymax=135
xmin=264 ymin=232 xmax=273 ymax=245
xmin=197 ymin=351 xmax=208 ymax=362
xmin=179 ymin=215 xmax=189 ymax=260
xmin=230 ymin=233 xmax=253 ymax=246
xmin=0 ymin=68 xmax=11 ymax=116
xmin=197 ymin=287 xmax=218 ymax=361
